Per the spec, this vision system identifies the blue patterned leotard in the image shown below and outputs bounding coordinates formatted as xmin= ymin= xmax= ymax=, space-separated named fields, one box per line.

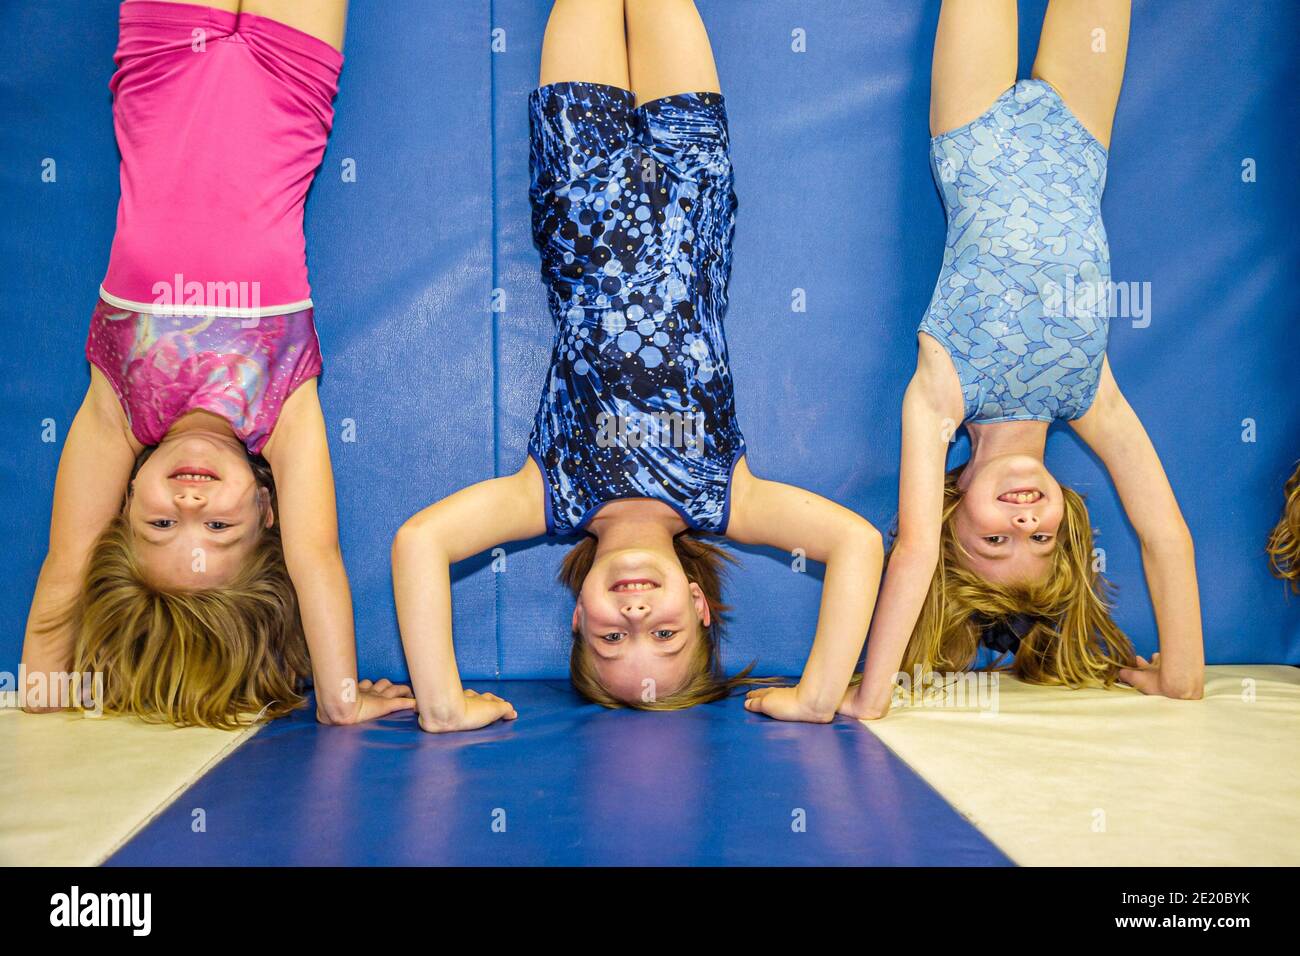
xmin=527 ymin=82 xmax=745 ymax=536
xmin=920 ymin=79 xmax=1110 ymax=423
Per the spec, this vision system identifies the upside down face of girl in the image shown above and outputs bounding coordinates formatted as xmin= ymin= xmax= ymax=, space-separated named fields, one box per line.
xmin=902 ymin=464 xmax=1136 ymax=689
xmin=573 ymin=545 xmax=710 ymax=703
xmin=126 ymin=421 xmax=273 ymax=589
xmin=950 ymin=453 xmax=1065 ymax=586
xmin=560 ymin=530 xmax=748 ymax=710
xmin=70 ymin=420 xmax=310 ymax=728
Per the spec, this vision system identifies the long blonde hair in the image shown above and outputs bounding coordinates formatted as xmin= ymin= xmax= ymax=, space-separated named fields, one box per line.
xmin=560 ymin=532 xmax=772 ymax=709
xmin=68 ymin=456 xmax=309 ymax=729
xmin=1267 ymin=461 xmax=1300 ymax=592
xmin=899 ymin=466 xmax=1136 ymax=687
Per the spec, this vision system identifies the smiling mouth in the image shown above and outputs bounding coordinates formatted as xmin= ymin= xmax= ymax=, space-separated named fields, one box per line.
xmin=998 ymin=488 xmax=1043 ymax=504
xmin=610 ymin=578 xmax=659 ymax=592
xmin=169 ymin=466 xmax=219 ymax=483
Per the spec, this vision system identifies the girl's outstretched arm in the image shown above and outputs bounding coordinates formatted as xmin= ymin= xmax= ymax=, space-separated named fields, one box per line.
xmin=726 ymin=458 xmax=884 ymax=723
xmin=843 ymin=338 xmax=962 ymax=719
xmin=391 ymin=460 xmax=547 ymax=733
xmin=1069 ymin=359 xmax=1204 ymax=699
xmin=21 ymin=370 xmax=136 ymax=711
xmin=262 ymin=379 xmax=415 ymax=724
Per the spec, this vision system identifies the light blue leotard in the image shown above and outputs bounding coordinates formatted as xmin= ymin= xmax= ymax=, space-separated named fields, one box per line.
xmin=919 ymin=79 xmax=1110 ymax=424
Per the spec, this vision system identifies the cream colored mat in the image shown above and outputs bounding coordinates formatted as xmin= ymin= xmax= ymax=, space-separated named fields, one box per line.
xmin=0 ymin=695 xmax=260 ymax=866
xmin=861 ymin=664 xmax=1300 ymax=866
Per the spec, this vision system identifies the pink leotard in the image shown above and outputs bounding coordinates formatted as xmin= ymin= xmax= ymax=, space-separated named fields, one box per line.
xmin=100 ymin=1 xmax=343 ymax=317
xmin=88 ymin=2 xmax=338 ymax=453
xmin=86 ymin=299 xmax=322 ymax=455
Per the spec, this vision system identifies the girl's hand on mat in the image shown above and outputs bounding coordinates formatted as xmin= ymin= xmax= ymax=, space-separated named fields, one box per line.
xmin=417 ymin=689 xmax=518 ymax=734
xmin=317 ymin=678 xmax=417 ymax=725
xmin=743 ymin=685 xmax=837 ymax=724
xmin=837 ymin=686 xmax=891 ymax=721
xmin=1118 ymin=654 xmax=1163 ymax=695
xmin=1119 ymin=654 xmax=1204 ymax=700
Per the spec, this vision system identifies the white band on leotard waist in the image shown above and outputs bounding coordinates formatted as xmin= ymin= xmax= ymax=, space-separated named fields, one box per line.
xmin=97 ymin=286 xmax=314 ymax=318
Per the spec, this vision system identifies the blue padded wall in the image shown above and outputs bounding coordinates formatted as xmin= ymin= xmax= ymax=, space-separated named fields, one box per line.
xmin=1 ymin=1 xmax=1296 ymax=683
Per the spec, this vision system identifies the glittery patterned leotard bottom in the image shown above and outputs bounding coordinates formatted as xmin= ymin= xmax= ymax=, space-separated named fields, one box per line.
xmin=85 ymin=297 xmax=322 ymax=454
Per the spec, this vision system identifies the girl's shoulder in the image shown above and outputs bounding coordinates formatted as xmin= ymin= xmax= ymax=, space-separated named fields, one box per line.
xmin=910 ymin=333 xmax=967 ymax=424
xmin=86 ymin=365 xmax=141 ymax=454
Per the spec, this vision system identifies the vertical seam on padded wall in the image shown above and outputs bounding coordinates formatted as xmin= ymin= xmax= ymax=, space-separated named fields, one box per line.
xmin=489 ymin=0 xmax=502 ymax=679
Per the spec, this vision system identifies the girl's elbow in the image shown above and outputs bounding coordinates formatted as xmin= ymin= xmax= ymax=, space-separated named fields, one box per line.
xmin=40 ymin=547 xmax=90 ymax=585
xmin=284 ymin=538 xmax=343 ymax=574
xmin=1140 ymin=521 xmax=1194 ymax=556
xmin=392 ymin=514 xmax=441 ymax=569
xmin=852 ymin=519 xmax=884 ymax=559
xmin=864 ymin=524 xmax=885 ymax=568
xmin=836 ymin=519 xmax=884 ymax=569
xmin=391 ymin=518 xmax=423 ymax=567
xmin=891 ymin=534 xmax=940 ymax=572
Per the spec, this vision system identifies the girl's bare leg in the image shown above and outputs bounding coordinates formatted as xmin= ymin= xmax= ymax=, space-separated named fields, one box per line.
xmin=1032 ymin=0 xmax=1130 ymax=149
xmin=241 ymin=0 xmax=349 ymax=53
xmin=539 ymin=0 xmax=629 ymax=90
xmin=930 ymin=0 xmax=1017 ymax=137
xmin=624 ymin=0 xmax=720 ymax=106
xmin=143 ymin=0 xmax=241 ymax=12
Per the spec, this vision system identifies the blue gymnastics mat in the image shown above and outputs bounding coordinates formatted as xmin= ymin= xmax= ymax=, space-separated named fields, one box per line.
xmin=105 ymin=683 xmax=1011 ymax=866
xmin=1 ymin=0 xmax=1296 ymax=680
